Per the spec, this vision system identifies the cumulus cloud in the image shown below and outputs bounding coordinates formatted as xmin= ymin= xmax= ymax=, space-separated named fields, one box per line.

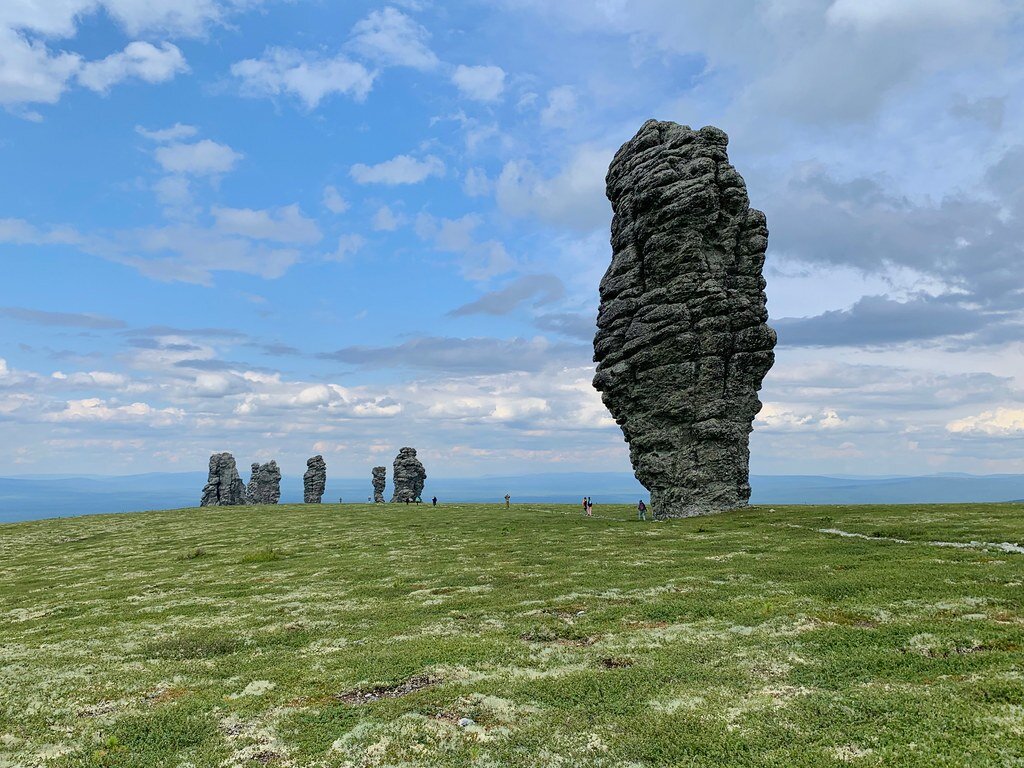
xmin=231 ymin=48 xmax=375 ymax=108
xmin=452 ymin=64 xmax=506 ymax=102
xmin=154 ymin=139 xmax=243 ymax=176
xmin=322 ymin=185 xmax=349 ymax=214
xmin=76 ymin=41 xmax=187 ymax=93
xmin=947 ymin=408 xmax=1024 ymax=437
xmin=45 ymin=398 xmax=184 ymax=425
xmin=416 ymin=213 xmax=514 ymax=280
xmin=348 ymin=6 xmax=439 ymax=70
xmin=211 ymin=204 xmax=322 ymax=244
xmin=0 ymin=27 xmax=82 ymax=107
xmin=539 ymin=85 xmax=577 ymax=127
xmin=496 ymin=145 xmax=612 ymax=231
xmin=137 ymin=123 xmax=198 ymax=142
xmin=372 ymin=205 xmax=402 ymax=231
xmin=350 ymin=154 xmax=445 ymax=185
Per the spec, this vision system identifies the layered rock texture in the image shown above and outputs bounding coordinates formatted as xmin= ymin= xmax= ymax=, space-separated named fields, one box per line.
xmin=593 ymin=120 xmax=776 ymax=518
xmin=372 ymin=466 xmax=387 ymax=504
xmin=199 ymin=452 xmax=246 ymax=507
xmin=390 ymin=447 xmax=426 ymax=502
xmin=303 ymin=455 xmax=326 ymax=504
xmin=246 ymin=460 xmax=281 ymax=505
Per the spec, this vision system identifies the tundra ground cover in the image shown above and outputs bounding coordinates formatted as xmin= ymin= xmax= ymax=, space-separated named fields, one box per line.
xmin=1 ymin=502 xmax=1022 ymax=767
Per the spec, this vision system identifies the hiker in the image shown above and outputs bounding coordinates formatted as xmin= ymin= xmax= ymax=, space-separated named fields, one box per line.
xmin=581 ymin=496 xmax=588 ymax=515
xmin=415 ymin=496 xmax=422 ymax=505
xmin=586 ymin=497 xmax=593 ymax=517
xmin=637 ymin=500 xmax=647 ymax=521
xmin=504 ymin=494 xmax=511 ymax=508
xmin=432 ymin=496 xmax=437 ymax=507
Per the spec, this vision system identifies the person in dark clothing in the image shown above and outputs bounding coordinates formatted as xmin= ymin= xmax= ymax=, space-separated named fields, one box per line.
xmin=637 ymin=500 xmax=647 ymax=521
xmin=432 ymin=496 xmax=437 ymax=506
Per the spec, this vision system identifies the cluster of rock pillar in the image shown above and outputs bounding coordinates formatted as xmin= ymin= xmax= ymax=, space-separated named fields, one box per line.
xmin=593 ymin=120 xmax=776 ymax=518
xmin=199 ymin=453 xmax=320 ymax=506
xmin=198 ymin=448 xmax=428 ymax=506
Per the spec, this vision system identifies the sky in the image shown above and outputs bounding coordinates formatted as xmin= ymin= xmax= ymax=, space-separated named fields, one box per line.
xmin=0 ymin=0 xmax=1022 ymax=480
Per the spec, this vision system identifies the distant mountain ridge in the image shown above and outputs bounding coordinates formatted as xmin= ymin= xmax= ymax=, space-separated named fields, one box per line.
xmin=1 ymin=471 xmax=1022 ymax=523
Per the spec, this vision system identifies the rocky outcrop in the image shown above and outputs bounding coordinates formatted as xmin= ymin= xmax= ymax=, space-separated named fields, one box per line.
xmin=199 ymin=452 xmax=246 ymax=506
xmin=303 ymin=455 xmax=326 ymax=503
xmin=246 ymin=460 xmax=281 ymax=505
xmin=390 ymin=447 xmax=425 ymax=502
xmin=593 ymin=120 xmax=776 ymax=518
xmin=372 ymin=466 xmax=386 ymax=504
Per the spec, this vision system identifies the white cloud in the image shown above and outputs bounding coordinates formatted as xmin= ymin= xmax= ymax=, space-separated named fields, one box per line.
xmin=326 ymin=234 xmax=366 ymax=261
xmin=77 ymin=41 xmax=187 ymax=93
xmin=372 ymin=205 xmax=402 ymax=231
xmin=137 ymin=123 xmax=198 ymax=142
xmin=416 ymin=213 xmax=515 ymax=280
xmin=350 ymin=154 xmax=444 ymax=185
xmin=947 ymin=408 xmax=1024 ymax=436
xmin=496 ymin=145 xmax=612 ymax=231
xmin=349 ymin=6 xmax=439 ymax=70
xmin=0 ymin=27 xmax=81 ymax=107
xmin=154 ymin=139 xmax=242 ymax=176
xmin=231 ymin=47 xmax=375 ymax=109
xmin=322 ymin=185 xmax=349 ymax=214
xmin=211 ymin=204 xmax=322 ymax=244
xmin=45 ymin=398 xmax=184 ymax=425
xmin=826 ymin=0 xmax=1006 ymax=30
xmin=540 ymin=85 xmax=577 ymax=127
xmin=463 ymin=167 xmax=491 ymax=197
xmin=452 ymin=64 xmax=506 ymax=102
xmin=52 ymin=371 xmax=129 ymax=388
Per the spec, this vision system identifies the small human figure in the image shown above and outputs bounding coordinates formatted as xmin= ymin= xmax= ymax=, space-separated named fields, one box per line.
xmin=586 ymin=497 xmax=593 ymax=517
xmin=415 ymin=496 xmax=422 ymax=505
xmin=404 ymin=497 xmax=410 ymax=505
xmin=504 ymin=494 xmax=511 ymax=508
xmin=581 ymin=496 xmax=588 ymax=515
xmin=637 ymin=499 xmax=647 ymax=521
xmin=432 ymin=496 xmax=437 ymax=507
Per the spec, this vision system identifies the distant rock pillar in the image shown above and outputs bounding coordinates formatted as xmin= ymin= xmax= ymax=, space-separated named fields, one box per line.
xmin=303 ymin=455 xmax=327 ymax=503
xmin=246 ymin=460 xmax=281 ymax=504
xmin=390 ymin=447 xmax=426 ymax=502
xmin=372 ymin=466 xmax=386 ymax=503
xmin=200 ymin=452 xmax=246 ymax=506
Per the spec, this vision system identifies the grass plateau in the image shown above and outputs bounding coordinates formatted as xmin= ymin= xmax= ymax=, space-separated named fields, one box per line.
xmin=1 ymin=502 xmax=1022 ymax=767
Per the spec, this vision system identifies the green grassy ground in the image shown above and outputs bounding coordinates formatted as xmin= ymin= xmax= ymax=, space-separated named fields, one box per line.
xmin=1 ymin=502 xmax=1022 ymax=767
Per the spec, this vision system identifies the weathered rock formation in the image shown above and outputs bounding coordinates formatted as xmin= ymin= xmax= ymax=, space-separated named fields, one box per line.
xmin=303 ymin=455 xmax=326 ymax=503
xmin=246 ymin=460 xmax=281 ymax=505
xmin=593 ymin=120 xmax=776 ymax=518
xmin=390 ymin=447 xmax=426 ymax=502
xmin=199 ymin=452 xmax=246 ymax=506
xmin=372 ymin=466 xmax=387 ymax=504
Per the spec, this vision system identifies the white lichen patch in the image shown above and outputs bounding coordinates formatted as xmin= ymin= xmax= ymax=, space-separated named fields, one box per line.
xmin=228 ymin=680 xmax=276 ymax=698
xmin=832 ymin=744 xmax=874 ymax=762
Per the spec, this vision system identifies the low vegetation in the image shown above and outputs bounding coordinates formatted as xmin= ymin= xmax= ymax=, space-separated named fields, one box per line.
xmin=1 ymin=502 xmax=1021 ymax=766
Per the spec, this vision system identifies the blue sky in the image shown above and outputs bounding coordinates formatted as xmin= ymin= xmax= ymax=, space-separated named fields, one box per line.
xmin=0 ymin=0 xmax=1022 ymax=479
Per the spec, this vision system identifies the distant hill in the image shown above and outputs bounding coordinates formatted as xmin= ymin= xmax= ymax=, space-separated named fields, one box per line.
xmin=2 ymin=471 xmax=1023 ymax=523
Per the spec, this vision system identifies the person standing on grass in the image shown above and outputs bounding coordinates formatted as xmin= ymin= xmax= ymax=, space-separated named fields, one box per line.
xmin=637 ymin=500 xmax=647 ymax=521
xmin=586 ymin=497 xmax=594 ymax=517
xmin=581 ymin=496 xmax=588 ymax=515
xmin=504 ymin=493 xmax=511 ymax=508
xmin=432 ymin=496 xmax=437 ymax=507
